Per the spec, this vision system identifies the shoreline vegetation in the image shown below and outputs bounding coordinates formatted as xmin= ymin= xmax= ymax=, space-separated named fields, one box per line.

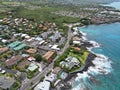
xmin=0 ymin=1 xmax=119 ymax=90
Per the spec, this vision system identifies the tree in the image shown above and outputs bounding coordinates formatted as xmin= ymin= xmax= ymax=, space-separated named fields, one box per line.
xmin=34 ymin=54 xmax=42 ymax=62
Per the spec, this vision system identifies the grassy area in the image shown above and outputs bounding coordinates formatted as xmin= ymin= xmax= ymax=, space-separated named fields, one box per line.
xmin=10 ymin=81 xmax=21 ymax=90
xmin=54 ymin=47 xmax=89 ymax=72
xmin=27 ymin=69 xmax=39 ymax=79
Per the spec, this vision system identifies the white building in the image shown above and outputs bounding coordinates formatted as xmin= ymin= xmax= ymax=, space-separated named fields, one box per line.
xmin=51 ymin=45 xmax=60 ymax=51
xmin=45 ymin=73 xmax=57 ymax=83
xmin=34 ymin=80 xmax=50 ymax=90
xmin=60 ymin=56 xmax=80 ymax=70
xmin=73 ymin=41 xmax=81 ymax=45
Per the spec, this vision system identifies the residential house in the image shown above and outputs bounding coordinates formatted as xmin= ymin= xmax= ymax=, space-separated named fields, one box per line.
xmin=45 ymin=73 xmax=57 ymax=83
xmin=27 ymin=57 xmax=36 ymax=62
xmin=60 ymin=56 xmax=80 ymax=70
xmin=27 ymin=63 xmax=38 ymax=72
xmin=0 ymin=47 xmax=8 ymax=54
xmin=51 ymin=45 xmax=60 ymax=51
xmin=26 ymin=48 xmax=37 ymax=54
xmin=34 ymin=80 xmax=50 ymax=90
xmin=0 ymin=76 xmax=15 ymax=90
xmin=43 ymin=51 xmax=54 ymax=63
xmin=53 ymin=67 xmax=61 ymax=74
xmin=51 ymin=31 xmax=61 ymax=42
xmin=6 ymin=55 xmax=23 ymax=67
xmin=41 ymin=32 xmax=48 ymax=39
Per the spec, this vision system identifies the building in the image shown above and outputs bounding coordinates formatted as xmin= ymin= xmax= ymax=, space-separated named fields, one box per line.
xmin=6 ymin=55 xmax=23 ymax=67
xmin=60 ymin=56 xmax=80 ymax=70
xmin=43 ymin=51 xmax=54 ymax=62
xmin=73 ymin=41 xmax=81 ymax=45
xmin=27 ymin=57 xmax=36 ymax=62
xmin=72 ymin=36 xmax=80 ymax=41
xmin=53 ymin=67 xmax=61 ymax=74
xmin=51 ymin=45 xmax=60 ymax=51
xmin=0 ymin=47 xmax=8 ymax=54
xmin=35 ymin=37 xmax=43 ymax=41
xmin=26 ymin=48 xmax=37 ymax=54
xmin=34 ymin=80 xmax=50 ymax=90
xmin=45 ymin=73 xmax=57 ymax=83
xmin=41 ymin=32 xmax=48 ymax=39
xmin=0 ymin=76 xmax=15 ymax=90
xmin=51 ymin=31 xmax=61 ymax=42
xmin=27 ymin=63 xmax=38 ymax=72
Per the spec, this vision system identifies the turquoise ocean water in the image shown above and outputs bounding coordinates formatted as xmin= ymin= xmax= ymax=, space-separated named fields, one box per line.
xmin=102 ymin=2 xmax=120 ymax=10
xmin=72 ymin=3 xmax=120 ymax=90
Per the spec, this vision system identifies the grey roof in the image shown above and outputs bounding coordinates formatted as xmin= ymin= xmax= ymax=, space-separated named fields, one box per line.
xmin=0 ymin=76 xmax=15 ymax=89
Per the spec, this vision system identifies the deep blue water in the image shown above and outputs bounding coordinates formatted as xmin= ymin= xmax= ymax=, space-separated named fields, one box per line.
xmin=102 ymin=2 xmax=120 ymax=10
xmin=72 ymin=23 xmax=120 ymax=90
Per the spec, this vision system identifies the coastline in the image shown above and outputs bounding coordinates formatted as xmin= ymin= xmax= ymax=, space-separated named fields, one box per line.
xmin=54 ymin=25 xmax=112 ymax=90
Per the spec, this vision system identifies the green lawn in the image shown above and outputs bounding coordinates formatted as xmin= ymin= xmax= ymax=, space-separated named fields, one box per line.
xmin=54 ymin=47 xmax=89 ymax=72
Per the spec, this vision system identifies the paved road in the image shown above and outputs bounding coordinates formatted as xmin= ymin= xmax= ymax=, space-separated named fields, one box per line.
xmin=19 ymin=24 xmax=73 ymax=90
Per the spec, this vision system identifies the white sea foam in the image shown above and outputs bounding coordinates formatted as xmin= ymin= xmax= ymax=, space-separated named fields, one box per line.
xmin=82 ymin=36 xmax=88 ymax=41
xmin=80 ymin=31 xmax=87 ymax=36
xmin=72 ymin=54 xmax=112 ymax=90
xmin=72 ymin=30 xmax=112 ymax=90
xmin=89 ymin=40 xmax=101 ymax=48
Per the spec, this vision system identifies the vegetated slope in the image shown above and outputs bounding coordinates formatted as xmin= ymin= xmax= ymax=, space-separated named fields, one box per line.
xmin=1 ymin=0 xmax=120 ymax=5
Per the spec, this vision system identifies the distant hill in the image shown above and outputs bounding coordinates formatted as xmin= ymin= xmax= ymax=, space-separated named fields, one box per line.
xmin=1 ymin=0 xmax=120 ymax=5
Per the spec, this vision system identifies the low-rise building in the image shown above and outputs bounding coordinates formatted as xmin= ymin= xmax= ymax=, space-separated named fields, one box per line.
xmin=6 ymin=55 xmax=23 ymax=67
xmin=26 ymin=48 xmax=37 ymax=54
xmin=60 ymin=56 xmax=80 ymax=70
xmin=27 ymin=63 xmax=38 ymax=72
xmin=45 ymin=73 xmax=57 ymax=83
xmin=43 ymin=51 xmax=54 ymax=62
xmin=0 ymin=76 xmax=15 ymax=90
xmin=27 ymin=57 xmax=36 ymax=62
xmin=34 ymin=80 xmax=50 ymax=90
xmin=53 ymin=67 xmax=61 ymax=74
xmin=51 ymin=45 xmax=60 ymax=51
xmin=0 ymin=47 xmax=8 ymax=54
xmin=73 ymin=41 xmax=81 ymax=45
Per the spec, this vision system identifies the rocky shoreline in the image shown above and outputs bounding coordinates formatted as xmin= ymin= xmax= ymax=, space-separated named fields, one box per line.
xmin=53 ymin=28 xmax=99 ymax=90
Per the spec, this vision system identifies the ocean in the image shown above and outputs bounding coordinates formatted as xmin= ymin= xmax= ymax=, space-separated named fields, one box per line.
xmin=72 ymin=23 xmax=120 ymax=90
xmin=101 ymin=2 xmax=120 ymax=10
xmin=71 ymin=2 xmax=120 ymax=90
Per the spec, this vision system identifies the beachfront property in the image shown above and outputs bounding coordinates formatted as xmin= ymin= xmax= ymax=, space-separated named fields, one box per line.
xmin=52 ymin=67 xmax=61 ymax=74
xmin=45 ymin=73 xmax=57 ymax=83
xmin=60 ymin=56 xmax=80 ymax=70
xmin=73 ymin=41 xmax=81 ymax=45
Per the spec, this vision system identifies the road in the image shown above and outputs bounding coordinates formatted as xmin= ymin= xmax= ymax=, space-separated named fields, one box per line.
xmin=19 ymin=24 xmax=73 ymax=90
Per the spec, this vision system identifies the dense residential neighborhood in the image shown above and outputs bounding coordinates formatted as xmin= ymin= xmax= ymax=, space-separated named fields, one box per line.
xmin=0 ymin=0 xmax=119 ymax=90
xmin=0 ymin=15 xmax=87 ymax=90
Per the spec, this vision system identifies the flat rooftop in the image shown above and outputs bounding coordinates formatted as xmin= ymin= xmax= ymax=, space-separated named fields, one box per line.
xmin=0 ymin=76 xmax=15 ymax=89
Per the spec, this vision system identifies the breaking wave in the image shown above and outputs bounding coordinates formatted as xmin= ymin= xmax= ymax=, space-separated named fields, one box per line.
xmin=72 ymin=30 xmax=112 ymax=90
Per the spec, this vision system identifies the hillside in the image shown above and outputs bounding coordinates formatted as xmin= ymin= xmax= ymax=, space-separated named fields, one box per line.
xmin=1 ymin=0 xmax=120 ymax=5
